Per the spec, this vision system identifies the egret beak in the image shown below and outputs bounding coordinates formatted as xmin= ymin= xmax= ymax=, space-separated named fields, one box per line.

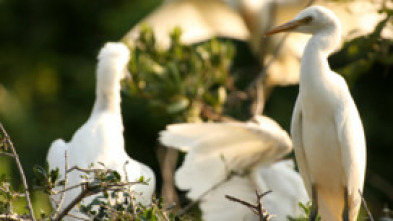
xmin=265 ymin=16 xmax=312 ymax=37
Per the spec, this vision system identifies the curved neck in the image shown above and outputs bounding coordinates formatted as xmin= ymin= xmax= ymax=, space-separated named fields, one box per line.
xmin=91 ymin=64 xmax=122 ymax=115
xmin=307 ymin=25 xmax=340 ymax=55
xmin=300 ymin=26 xmax=340 ymax=84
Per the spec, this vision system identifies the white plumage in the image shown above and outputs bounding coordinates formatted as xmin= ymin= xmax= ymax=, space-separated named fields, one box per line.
xmin=46 ymin=42 xmax=155 ymax=220
xmin=159 ymin=115 xmax=309 ymax=221
xmin=266 ymin=6 xmax=366 ymax=221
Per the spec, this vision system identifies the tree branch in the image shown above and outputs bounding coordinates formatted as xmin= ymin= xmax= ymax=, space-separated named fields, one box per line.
xmin=358 ymin=189 xmax=374 ymax=221
xmin=0 ymin=123 xmax=36 ymax=221
xmin=225 ymin=190 xmax=274 ymax=221
xmin=0 ymin=214 xmax=31 ymax=221
xmin=52 ymin=150 xmax=69 ymax=218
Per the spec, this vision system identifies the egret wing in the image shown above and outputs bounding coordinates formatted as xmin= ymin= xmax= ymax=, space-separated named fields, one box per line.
xmin=46 ymin=139 xmax=67 ymax=206
xmin=159 ymin=116 xmax=292 ymax=199
xmin=47 ymin=139 xmax=67 ymax=179
xmin=290 ymin=96 xmax=312 ymax=197
xmin=257 ymin=160 xmax=309 ymax=219
xmin=334 ymin=74 xmax=366 ymax=220
xmin=159 ymin=123 xmax=230 ymax=152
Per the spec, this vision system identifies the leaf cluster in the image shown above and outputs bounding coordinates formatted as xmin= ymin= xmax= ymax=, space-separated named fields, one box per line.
xmin=287 ymin=202 xmax=321 ymax=221
xmin=124 ymin=25 xmax=235 ymax=122
xmin=30 ymin=161 xmax=186 ymax=221
xmin=330 ymin=9 xmax=393 ymax=85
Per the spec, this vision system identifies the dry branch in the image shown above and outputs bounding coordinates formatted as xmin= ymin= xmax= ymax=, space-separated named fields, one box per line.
xmin=226 ymin=190 xmax=274 ymax=221
xmin=0 ymin=123 xmax=36 ymax=221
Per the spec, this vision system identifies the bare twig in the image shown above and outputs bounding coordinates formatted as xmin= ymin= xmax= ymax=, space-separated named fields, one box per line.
xmin=358 ymin=189 xmax=374 ymax=221
xmin=0 ymin=123 xmax=36 ymax=221
xmin=51 ymin=183 xmax=85 ymax=195
xmin=0 ymin=152 xmax=15 ymax=157
xmin=225 ymin=194 xmax=258 ymax=211
xmin=177 ymin=175 xmax=231 ymax=216
xmin=176 ymin=155 xmax=240 ymax=216
xmin=67 ymin=166 xmax=100 ymax=174
xmin=123 ymin=160 xmax=137 ymax=215
xmin=52 ymin=150 xmax=69 ymax=218
xmin=66 ymin=213 xmax=91 ymax=221
xmin=53 ymin=183 xmax=91 ymax=221
xmin=226 ymin=190 xmax=274 ymax=221
xmin=367 ymin=170 xmax=393 ymax=201
xmin=0 ymin=214 xmax=31 ymax=221
xmin=201 ymin=105 xmax=237 ymax=122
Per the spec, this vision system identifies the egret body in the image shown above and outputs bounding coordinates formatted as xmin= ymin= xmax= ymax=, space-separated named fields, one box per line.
xmin=266 ymin=6 xmax=366 ymax=221
xmin=47 ymin=42 xmax=155 ymax=220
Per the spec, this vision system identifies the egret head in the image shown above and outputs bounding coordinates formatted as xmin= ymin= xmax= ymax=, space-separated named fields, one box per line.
xmin=265 ymin=6 xmax=340 ymax=36
xmin=97 ymin=42 xmax=131 ymax=82
xmin=96 ymin=42 xmax=131 ymax=97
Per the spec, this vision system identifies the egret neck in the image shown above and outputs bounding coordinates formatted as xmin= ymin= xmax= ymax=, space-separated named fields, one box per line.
xmin=300 ymin=21 xmax=341 ymax=104
xmin=301 ymin=22 xmax=340 ymax=79
xmin=92 ymin=59 xmax=124 ymax=115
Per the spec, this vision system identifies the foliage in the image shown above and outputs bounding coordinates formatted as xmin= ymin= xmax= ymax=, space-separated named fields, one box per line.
xmin=330 ymin=8 xmax=393 ymax=85
xmin=124 ymin=25 xmax=235 ymax=122
xmin=287 ymin=202 xmax=321 ymax=221
xmin=32 ymin=160 xmax=187 ymax=220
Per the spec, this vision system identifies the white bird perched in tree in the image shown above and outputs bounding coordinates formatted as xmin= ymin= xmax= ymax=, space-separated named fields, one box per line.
xmin=266 ymin=6 xmax=366 ymax=221
xmin=46 ymin=42 xmax=155 ymax=220
xmin=159 ymin=116 xmax=309 ymax=221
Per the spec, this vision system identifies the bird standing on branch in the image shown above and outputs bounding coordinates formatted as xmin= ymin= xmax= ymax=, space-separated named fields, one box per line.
xmin=46 ymin=42 xmax=155 ymax=220
xmin=266 ymin=6 xmax=366 ymax=221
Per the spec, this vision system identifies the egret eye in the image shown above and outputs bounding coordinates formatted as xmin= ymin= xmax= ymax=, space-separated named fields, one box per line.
xmin=304 ymin=16 xmax=313 ymax=24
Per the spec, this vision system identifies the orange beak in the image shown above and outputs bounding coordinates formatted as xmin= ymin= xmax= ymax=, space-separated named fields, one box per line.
xmin=265 ymin=17 xmax=311 ymax=37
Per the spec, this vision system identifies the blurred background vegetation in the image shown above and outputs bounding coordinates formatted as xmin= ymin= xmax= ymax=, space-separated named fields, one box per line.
xmin=0 ymin=0 xmax=392 ymax=219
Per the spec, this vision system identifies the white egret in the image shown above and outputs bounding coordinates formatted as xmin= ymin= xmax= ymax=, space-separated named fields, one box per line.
xmin=46 ymin=42 xmax=155 ymax=220
xmin=159 ymin=116 xmax=309 ymax=220
xmin=266 ymin=6 xmax=366 ymax=221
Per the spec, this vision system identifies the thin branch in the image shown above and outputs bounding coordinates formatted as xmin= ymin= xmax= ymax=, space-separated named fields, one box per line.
xmin=0 ymin=152 xmax=15 ymax=157
xmin=177 ymin=175 xmax=231 ymax=216
xmin=52 ymin=150 xmax=69 ymax=218
xmin=0 ymin=123 xmax=36 ymax=221
xmin=226 ymin=190 xmax=274 ymax=221
xmin=201 ymin=105 xmax=237 ymax=122
xmin=367 ymin=170 xmax=393 ymax=201
xmin=53 ymin=183 xmax=91 ymax=221
xmin=123 ymin=160 xmax=137 ymax=215
xmin=358 ymin=189 xmax=374 ymax=221
xmin=66 ymin=213 xmax=91 ymax=221
xmin=177 ymin=155 xmax=244 ymax=216
xmin=67 ymin=166 xmax=98 ymax=174
xmin=225 ymin=195 xmax=258 ymax=213
xmin=51 ymin=183 xmax=85 ymax=195
xmin=0 ymin=214 xmax=31 ymax=221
